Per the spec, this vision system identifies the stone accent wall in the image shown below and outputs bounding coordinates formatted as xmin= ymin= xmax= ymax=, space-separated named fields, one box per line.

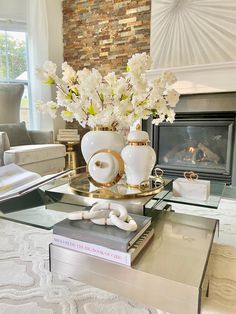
xmin=63 ymin=0 xmax=151 ymax=75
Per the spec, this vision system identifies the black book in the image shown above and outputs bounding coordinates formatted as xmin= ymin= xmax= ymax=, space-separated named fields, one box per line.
xmin=53 ymin=213 xmax=152 ymax=252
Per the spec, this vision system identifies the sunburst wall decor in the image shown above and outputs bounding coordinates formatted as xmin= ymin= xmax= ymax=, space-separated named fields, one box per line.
xmin=151 ymin=0 xmax=236 ymax=68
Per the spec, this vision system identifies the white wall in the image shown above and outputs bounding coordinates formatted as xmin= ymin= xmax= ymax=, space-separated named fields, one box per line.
xmin=0 ymin=0 xmax=27 ymax=21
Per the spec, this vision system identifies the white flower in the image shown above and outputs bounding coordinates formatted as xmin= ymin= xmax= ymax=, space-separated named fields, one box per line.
xmin=166 ymin=89 xmax=180 ymax=107
xmin=36 ymin=52 xmax=179 ymax=128
xmin=43 ymin=61 xmax=57 ymax=74
xmin=166 ymin=108 xmax=176 ymax=123
xmin=162 ymin=71 xmax=177 ymax=85
xmin=36 ymin=101 xmax=58 ymax=118
xmin=104 ymin=72 xmax=117 ymax=87
xmin=127 ymin=52 xmax=152 ymax=75
xmin=36 ymin=61 xmax=57 ymax=84
xmin=46 ymin=101 xmax=59 ymax=118
xmin=62 ymin=62 xmax=77 ymax=83
xmin=61 ymin=110 xmax=74 ymax=122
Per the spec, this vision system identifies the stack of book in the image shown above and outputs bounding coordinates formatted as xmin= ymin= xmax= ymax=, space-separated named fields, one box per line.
xmin=57 ymin=129 xmax=80 ymax=142
xmin=52 ymin=212 xmax=154 ymax=266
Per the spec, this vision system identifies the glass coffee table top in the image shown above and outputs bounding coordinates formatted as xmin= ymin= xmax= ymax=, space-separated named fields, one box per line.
xmin=0 ymin=178 xmax=70 ymax=230
xmin=0 ymin=175 xmax=172 ymax=229
xmin=0 ymin=175 xmax=225 ymax=229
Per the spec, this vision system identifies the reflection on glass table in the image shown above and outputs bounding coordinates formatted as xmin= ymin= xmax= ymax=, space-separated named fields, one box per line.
xmin=0 ymin=177 xmax=70 ymax=230
xmin=0 ymin=173 xmax=172 ymax=229
xmin=163 ymin=181 xmax=226 ymax=209
xmin=0 ymin=188 xmax=91 ymax=230
xmin=1 ymin=205 xmax=68 ymax=230
xmin=68 ymin=167 xmax=172 ymax=199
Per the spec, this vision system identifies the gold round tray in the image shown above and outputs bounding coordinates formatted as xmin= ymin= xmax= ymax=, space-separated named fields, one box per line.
xmin=69 ymin=167 xmax=165 ymax=199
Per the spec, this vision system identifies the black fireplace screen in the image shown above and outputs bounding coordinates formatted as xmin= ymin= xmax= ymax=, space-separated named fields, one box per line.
xmin=159 ymin=125 xmax=228 ymax=170
xmin=153 ymin=114 xmax=235 ymax=182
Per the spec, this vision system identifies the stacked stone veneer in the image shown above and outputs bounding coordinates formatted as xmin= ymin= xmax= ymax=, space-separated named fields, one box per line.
xmin=63 ymin=0 xmax=151 ymax=75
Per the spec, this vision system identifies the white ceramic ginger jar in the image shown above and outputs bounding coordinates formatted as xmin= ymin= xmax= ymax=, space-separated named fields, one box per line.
xmin=121 ymin=128 xmax=156 ymax=187
xmin=81 ymin=126 xmax=125 ymax=163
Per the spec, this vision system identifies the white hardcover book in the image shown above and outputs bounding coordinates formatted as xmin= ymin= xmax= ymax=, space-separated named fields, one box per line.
xmin=57 ymin=134 xmax=80 ymax=138
xmin=58 ymin=133 xmax=79 ymax=137
xmin=0 ymin=164 xmax=71 ymax=202
xmin=57 ymin=135 xmax=80 ymax=141
xmin=59 ymin=129 xmax=78 ymax=135
xmin=52 ymin=227 xmax=154 ymax=266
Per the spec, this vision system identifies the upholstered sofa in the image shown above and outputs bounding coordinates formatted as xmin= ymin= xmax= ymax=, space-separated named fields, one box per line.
xmin=0 ymin=83 xmax=66 ymax=176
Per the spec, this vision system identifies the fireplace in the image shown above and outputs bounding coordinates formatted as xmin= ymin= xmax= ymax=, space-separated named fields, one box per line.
xmin=143 ymin=93 xmax=236 ymax=185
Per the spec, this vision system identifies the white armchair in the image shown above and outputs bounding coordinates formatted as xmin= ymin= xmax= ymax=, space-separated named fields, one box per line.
xmin=0 ymin=83 xmax=66 ymax=176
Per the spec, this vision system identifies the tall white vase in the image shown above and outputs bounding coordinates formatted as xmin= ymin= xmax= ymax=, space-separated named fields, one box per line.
xmin=121 ymin=128 xmax=156 ymax=187
xmin=81 ymin=126 xmax=125 ymax=163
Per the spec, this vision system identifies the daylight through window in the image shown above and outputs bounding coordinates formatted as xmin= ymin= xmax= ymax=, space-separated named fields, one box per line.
xmin=0 ymin=30 xmax=30 ymax=126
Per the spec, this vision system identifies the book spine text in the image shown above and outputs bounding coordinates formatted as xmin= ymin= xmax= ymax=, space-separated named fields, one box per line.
xmin=52 ymin=234 xmax=131 ymax=266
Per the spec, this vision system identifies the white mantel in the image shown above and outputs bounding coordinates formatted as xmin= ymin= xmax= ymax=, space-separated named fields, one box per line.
xmin=146 ymin=61 xmax=236 ymax=95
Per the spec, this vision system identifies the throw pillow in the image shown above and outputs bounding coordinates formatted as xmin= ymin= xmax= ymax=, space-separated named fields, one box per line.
xmin=0 ymin=122 xmax=32 ymax=146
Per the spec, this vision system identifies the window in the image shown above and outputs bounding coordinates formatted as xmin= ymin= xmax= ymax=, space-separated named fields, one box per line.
xmin=0 ymin=29 xmax=30 ymax=126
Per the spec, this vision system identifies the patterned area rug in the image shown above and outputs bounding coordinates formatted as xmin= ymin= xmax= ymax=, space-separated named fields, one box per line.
xmin=0 ymin=199 xmax=236 ymax=314
xmin=0 ymin=219 xmax=160 ymax=314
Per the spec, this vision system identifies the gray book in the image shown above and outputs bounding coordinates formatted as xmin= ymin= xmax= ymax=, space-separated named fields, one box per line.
xmin=53 ymin=212 xmax=152 ymax=252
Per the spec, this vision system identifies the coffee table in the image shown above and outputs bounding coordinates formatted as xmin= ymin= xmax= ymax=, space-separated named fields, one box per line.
xmin=49 ymin=211 xmax=218 ymax=314
xmin=0 ymin=177 xmax=219 ymax=314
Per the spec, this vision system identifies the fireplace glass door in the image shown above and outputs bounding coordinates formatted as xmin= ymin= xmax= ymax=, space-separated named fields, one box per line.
xmin=154 ymin=114 xmax=235 ymax=183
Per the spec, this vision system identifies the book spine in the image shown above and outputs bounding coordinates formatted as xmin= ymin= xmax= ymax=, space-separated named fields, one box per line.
xmin=58 ymin=133 xmax=79 ymax=137
xmin=57 ymin=133 xmax=79 ymax=137
xmin=59 ymin=129 xmax=78 ymax=135
xmin=57 ymin=136 xmax=80 ymax=141
xmin=52 ymin=234 xmax=131 ymax=266
xmin=53 ymin=225 xmax=128 ymax=252
xmin=129 ymin=227 xmax=154 ymax=262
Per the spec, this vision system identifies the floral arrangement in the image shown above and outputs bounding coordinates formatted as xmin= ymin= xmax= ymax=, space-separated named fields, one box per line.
xmin=36 ymin=53 xmax=179 ymax=129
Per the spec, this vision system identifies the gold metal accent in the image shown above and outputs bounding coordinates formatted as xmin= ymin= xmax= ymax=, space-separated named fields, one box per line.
xmin=153 ymin=167 xmax=164 ymax=178
xmin=127 ymin=181 xmax=149 ymax=190
xmin=58 ymin=141 xmax=80 ymax=169
xmin=128 ymin=141 xmax=148 ymax=146
xmin=92 ymin=125 xmax=114 ymax=131
xmin=95 ymin=161 xmax=105 ymax=168
xmin=184 ymin=171 xmax=199 ymax=181
xmin=136 ymin=123 xmax=141 ymax=130
xmin=127 ymin=168 xmax=164 ymax=190
xmin=68 ymin=166 xmax=165 ymax=199
xmin=87 ymin=149 xmax=124 ymax=188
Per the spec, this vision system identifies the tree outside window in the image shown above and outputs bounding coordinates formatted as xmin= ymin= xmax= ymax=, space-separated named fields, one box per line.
xmin=0 ymin=30 xmax=30 ymax=126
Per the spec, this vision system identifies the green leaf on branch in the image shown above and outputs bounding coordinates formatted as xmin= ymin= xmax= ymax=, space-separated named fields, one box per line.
xmin=100 ymin=93 xmax=104 ymax=103
xmin=65 ymin=90 xmax=73 ymax=100
xmin=87 ymin=104 xmax=96 ymax=115
xmin=71 ymin=86 xmax=79 ymax=95
xmin=121 ymin=94 xmax=129 ymax=101
xmin=126 ymin=65 xmax=130 ymax=72
xmin=139 ymin=100 xmax=147 ymax=106
xmin=44 ymin=77 xmax=55 ymax=84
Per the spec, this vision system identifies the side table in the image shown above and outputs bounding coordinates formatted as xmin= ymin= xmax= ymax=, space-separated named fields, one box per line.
xmin=59 ymin=141 xmax=80 ymax=169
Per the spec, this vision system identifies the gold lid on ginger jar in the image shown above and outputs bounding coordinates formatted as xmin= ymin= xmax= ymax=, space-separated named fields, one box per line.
xmin=127 ymin=124 xmax=149 ymax=146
